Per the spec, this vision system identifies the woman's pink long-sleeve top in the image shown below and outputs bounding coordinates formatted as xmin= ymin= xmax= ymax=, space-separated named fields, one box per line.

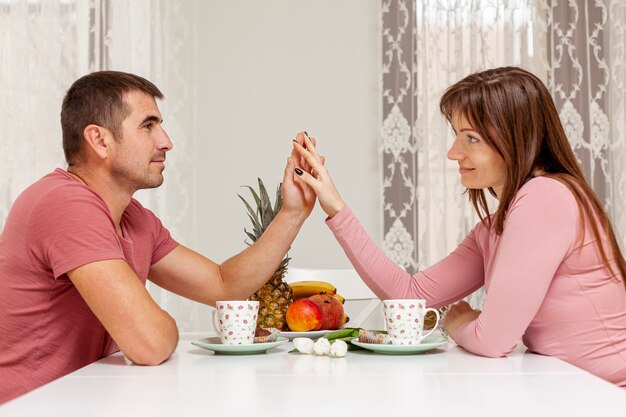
xmin=326 ymin=177 xmax=626 ymax=386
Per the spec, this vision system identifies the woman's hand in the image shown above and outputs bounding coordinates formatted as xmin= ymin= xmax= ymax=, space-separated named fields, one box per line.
xmin=291 ymin=132 xmax=346 ymax=218
xmin=443 ymin=301 xmax=481 ymax=339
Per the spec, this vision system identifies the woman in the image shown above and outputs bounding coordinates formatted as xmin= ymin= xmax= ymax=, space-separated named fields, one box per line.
xmin=292 ymin=66 xmax=626 ymax=387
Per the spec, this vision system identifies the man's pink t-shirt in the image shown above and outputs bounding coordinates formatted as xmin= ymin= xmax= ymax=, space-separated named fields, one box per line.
xmin=0 ymin=169 xmax=179 ymax=403
xmin=327 ymin=177 xmax=626 ymax=386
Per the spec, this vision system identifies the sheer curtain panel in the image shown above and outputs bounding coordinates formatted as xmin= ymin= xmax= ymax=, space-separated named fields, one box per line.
xmin=380 ymin=0 xmax=543 ymax=308
xmin=381 ymin=0 xmax=626 ymax=308
xmin=0 ymin=0 xmax=202 ymax=331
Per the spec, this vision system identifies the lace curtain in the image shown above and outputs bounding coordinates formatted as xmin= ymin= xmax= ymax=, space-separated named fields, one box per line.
xmin=381 ymin=0 xmax=626 ymax=308
xmin=3 ymin=0 xmax=623 ymax=334
xmin=0 ymin=0 xmax=201 ymax=331
xmin=0 ymin=1 xmax=79 ymax=224
xmin=548 ymin=0 xmax=626 ymax=248
xmin=102 ymin=0 xmax=200 ymax=331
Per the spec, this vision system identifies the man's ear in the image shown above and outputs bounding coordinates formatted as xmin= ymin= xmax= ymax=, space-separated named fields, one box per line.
xmin=83 ymin=124 xmax=113 ymax=160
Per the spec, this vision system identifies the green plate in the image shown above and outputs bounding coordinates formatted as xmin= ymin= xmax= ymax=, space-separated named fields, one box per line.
xmin=191 ymin=337 xmax=288 ymax=355
xmin=349 ymin=335 xmax=448 ymax=355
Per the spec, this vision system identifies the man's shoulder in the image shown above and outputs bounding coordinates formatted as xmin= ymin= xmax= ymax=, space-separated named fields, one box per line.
xmin=20 ymin=169 xmax=108 ymax=218
xmin=26 ymin=169 xmax=99 ymax=198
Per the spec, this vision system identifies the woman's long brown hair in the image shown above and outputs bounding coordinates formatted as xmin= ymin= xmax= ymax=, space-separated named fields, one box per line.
xmin=440 ymin=66 xmax=626 ymax=290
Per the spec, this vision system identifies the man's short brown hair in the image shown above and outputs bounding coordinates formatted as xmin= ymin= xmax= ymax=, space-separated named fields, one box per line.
xmin=61 ymin=71 xmax=164 ymax=165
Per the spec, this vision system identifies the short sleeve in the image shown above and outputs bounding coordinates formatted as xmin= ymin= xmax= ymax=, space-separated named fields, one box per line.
xmin=28 ymin=184 xmax=124 ymax=278
xmin=138 ymin=204 xmax=178 ymax=264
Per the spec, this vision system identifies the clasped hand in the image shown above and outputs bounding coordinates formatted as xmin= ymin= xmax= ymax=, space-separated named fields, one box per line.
xmin=290 ymin=132 xmax=346 ymax=218
xmin=279 ymin=134 xmax=318 ymax=221
xmin=289 ymin=132 xmax=482 ymax=340
xmin=443 ymin=300 xmax=481 ymax=339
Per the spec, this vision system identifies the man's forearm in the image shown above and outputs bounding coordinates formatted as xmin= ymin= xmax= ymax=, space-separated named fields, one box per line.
xmin=69 ymin=259 xmax=180 ymax=366
xmin=125 ymin=310 xmax=179 ymax=366
xmin=218 ymin=209 xmax=306 ymax=299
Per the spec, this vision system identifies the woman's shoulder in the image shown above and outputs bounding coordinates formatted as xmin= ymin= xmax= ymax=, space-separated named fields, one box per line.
xmin=517 ymin=176 xmax=576 ymax=203
xmin=509 ymin=176 xmax=580 ymax=221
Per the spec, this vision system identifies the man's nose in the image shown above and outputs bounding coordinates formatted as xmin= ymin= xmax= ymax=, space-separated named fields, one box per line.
xmin=158 ymin=129 xmax=173 ymax=151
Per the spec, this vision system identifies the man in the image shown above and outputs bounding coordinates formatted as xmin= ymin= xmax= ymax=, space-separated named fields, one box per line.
xmin=0 ymin=71 xmax=314 ymax=403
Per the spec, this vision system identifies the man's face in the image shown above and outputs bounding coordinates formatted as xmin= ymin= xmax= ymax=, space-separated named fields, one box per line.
xmin=109 ymin=90 xmax=173 ymax=192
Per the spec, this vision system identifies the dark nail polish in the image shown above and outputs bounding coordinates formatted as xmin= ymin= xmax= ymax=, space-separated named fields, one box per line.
xmin=303 ymin=131 xmax=309 ymax=138
xmin=295 ymin=168 xmax=303 ymax=176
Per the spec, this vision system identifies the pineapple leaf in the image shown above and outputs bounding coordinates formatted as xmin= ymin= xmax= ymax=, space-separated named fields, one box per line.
xmin=241 ymin=186 xmax=262 ymax=212
xmin=246 ymin=214 xmax=262 ymax=237
xmin=257 ymin=178 xmax=274 ymax=230
xmin=273 ymin=183 xmax=283 ymax=214
xmin=279 ymin=257 xmax=290 ymax=269
xmin=244 ymin=230 xmax=257 ymax=245
xmin=239 ymin=178 xmax=284 ymax=242
xmin=238 ymin=195 xmax=261 ymax=233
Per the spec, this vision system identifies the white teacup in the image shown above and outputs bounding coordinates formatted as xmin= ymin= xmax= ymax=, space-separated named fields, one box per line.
xmin=211 ymin=300 xmax=259 ymax=345
xmin=383 ymin=299 xmax=440 ymax=345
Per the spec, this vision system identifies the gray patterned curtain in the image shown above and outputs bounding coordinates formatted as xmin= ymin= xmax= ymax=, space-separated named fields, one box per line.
xmin=380 ymin=0 xmax=626 ymax=306
xmin=380 ymin=0 xmax=541 ymax=286
xmin=548 ymin=0 xmax=626 ymax=248
xmin=381 ymin=0 xmax=419 ymax=273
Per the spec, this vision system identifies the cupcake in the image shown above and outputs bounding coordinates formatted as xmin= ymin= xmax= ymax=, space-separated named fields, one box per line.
xmin=358 ymin=329 xmax=391 ymax=344
xmin=254 ymin=327 xmax=280 ymax=343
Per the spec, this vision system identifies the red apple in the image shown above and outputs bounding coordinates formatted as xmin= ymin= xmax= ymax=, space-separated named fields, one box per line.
xmin=286 ymin=299 xmax=323 ymax=331
xmin=308 ymin=294 xmax=344 ymax=330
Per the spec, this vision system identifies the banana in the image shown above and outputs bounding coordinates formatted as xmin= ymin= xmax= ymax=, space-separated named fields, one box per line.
xmin=332 ymin=293 xmax=345 ymax=304
xmin=290 ymin=281 xmax=337 ymax=299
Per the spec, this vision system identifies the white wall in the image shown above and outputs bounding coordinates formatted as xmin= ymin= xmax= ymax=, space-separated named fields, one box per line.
xmin=190 ymin=1 xmax=381 ymax=268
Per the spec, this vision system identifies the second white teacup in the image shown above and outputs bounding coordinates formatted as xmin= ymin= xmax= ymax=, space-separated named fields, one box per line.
xmin=211 ymin=300 xmax=259 ymax=345
xmin=383 ymin=299 xmax=440 ymax=345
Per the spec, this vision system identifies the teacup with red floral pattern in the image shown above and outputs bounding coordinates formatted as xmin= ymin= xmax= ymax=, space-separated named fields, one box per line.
xmin=383 ymin=299 xmax=440 ymax=345
xmin=211 ymin=300 xmax=259 ymax=345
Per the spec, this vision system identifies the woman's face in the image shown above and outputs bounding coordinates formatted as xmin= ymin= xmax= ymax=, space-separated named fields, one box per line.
xmin=447 ymin=112 xmax=507 ymax=197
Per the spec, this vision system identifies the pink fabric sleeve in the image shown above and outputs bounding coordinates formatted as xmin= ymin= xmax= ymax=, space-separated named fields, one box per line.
xmin=326 ymin=206 xmax=485 ymax=309
xmin=453 ymin=182 xmax=578 ymax=357
xmin=29 ymin=184 xmax=124 ymax=278
xmin=129 ymin=201 xmax=178 ymax=264
xmin=151 ymin=223 xmax=178 ymax=264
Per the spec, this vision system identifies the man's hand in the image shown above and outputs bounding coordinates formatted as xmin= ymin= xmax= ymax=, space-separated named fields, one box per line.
xmin=443 ymin=300 xmax=481 ymax=339
xmin=280 ymin=132 xmax=317 ymax=220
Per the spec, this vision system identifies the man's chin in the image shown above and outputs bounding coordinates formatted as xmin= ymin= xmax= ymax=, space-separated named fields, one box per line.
xmin=141 ymin=175 xmax=165 ymax=190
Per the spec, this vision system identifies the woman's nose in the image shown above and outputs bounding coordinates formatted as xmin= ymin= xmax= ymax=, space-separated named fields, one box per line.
xmin=447 ymin=139 xmax=462 ymax=161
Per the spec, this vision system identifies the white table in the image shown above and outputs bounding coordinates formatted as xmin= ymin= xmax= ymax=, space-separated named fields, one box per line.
xmin=2 ymin=333 xmax=625 ymax=416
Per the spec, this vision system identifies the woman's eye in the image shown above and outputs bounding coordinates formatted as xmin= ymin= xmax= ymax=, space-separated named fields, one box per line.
xmin=467 ymin=135 xmax=479 ymax=143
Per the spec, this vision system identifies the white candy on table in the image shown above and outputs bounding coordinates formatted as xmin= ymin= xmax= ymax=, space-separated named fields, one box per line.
xmin=313 ymin=338 xmax=331 ymax=356
xmin=293 ymin=337 xmax=315 ymax=354
xmin=329 ymin=340 xmax=348 ymax=358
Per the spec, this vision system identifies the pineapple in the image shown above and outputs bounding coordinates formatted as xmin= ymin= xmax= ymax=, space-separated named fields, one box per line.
xmin=238 ymin=178 xmax=294 ymax=330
